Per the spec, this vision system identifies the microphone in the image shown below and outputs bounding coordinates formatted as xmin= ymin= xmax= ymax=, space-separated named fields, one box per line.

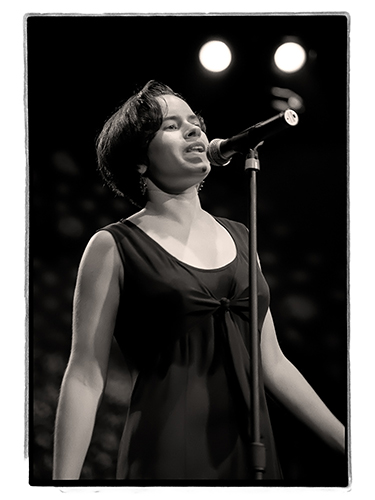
xmin=207 ymin=109 xmax=299 ymax=166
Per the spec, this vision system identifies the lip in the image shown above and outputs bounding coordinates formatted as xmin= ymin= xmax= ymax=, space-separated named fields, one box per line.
xmin=184 ymin=141 xmax=207 ymax=154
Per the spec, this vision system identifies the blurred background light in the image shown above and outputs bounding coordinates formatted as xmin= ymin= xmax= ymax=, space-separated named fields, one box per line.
xmin=199 ymin=40 xmax=232 ymax=72
xmin=271 ymin=86 xmax=305 ymax=112
xmin=274 ymin=42 xmax=307 ymax=73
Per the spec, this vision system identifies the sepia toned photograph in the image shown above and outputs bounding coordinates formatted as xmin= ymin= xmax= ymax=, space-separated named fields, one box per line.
xmin=27 ymin=13 xmax=349 ymax=487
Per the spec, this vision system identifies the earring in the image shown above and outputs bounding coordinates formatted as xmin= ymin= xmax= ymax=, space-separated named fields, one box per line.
xmin=139 ymin=174 xmax=147 ymax=196
xmin=198 ymin=180 xmax=205 ymax=192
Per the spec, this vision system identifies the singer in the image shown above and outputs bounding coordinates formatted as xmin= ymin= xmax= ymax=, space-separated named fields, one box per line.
xmin=53 ymin=80 xmax=345 ymax=482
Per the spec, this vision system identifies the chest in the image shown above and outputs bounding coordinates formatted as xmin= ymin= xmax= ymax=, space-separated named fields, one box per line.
xmin=141 ymin=218 xmax=237 ymax=269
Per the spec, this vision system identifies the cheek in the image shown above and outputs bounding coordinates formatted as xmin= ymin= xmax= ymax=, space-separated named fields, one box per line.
xmin=147 ymin=149 xmax=173 ymax=180
xmin=148 ymin=138 xmax=178 ymax=168
xmin=147 ymin=141 xmax=164 ymax=168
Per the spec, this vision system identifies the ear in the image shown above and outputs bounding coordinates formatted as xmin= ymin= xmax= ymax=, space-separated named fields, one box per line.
xmin=136 ymin=164 xmax=148 ymax=175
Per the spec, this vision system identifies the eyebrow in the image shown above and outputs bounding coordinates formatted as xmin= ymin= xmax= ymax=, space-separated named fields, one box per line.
xmin=162 ymin=114 xmax=199 ymax=122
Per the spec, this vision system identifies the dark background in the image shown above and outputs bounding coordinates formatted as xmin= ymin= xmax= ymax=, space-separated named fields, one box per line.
xmin=28 ymin=14 xmax=348 ymax=486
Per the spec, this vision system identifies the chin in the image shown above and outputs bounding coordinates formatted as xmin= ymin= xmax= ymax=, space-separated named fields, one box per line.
xmin=200 ymin=161 xmax=211 ymax=174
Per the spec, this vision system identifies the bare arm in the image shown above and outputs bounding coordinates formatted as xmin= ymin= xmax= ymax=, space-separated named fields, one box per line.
xmin=53 ymin=230 xmax=123 ymax=479
xmin=260 ymin=309 xmax=345 ymax=454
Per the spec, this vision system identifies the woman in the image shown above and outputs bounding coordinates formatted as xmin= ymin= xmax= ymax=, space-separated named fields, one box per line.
xmin=53 ymin=81 xmax=345 ymax=481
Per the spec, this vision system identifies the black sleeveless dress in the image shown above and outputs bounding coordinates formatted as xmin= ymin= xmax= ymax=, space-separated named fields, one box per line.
xmin=100 ymin=216 xmax=282 ymax=482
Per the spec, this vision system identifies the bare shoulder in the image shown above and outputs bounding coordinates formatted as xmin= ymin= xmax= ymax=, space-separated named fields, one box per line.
xmin=81 ymin=230 xmax=116 ymax=261
xmin=87 ymin=229 xmax=117 ymax=251
xmin=78 ymin=230 xmax=123 ymax=283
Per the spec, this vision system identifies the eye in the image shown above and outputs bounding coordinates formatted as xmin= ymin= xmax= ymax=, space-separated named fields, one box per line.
xmin=189 ymin=116 xmax=202 ymax=128
xmin=195 ymin=114 xmax=206 ymax=133
xmin=164 ymin=122 xmax=178 ymax=130
xmin=189 ymin=120 xmax=201 ymax=128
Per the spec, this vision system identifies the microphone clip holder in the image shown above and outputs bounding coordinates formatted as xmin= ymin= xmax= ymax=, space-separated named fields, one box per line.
xmin=245 ymin=141 xmax=264 ymax=171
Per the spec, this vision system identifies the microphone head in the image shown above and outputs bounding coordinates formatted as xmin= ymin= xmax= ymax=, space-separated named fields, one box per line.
xmin=284 ymin=109 xmax=299 ymax=127
xmin=206 ymin=138 xmax=231 ymax=167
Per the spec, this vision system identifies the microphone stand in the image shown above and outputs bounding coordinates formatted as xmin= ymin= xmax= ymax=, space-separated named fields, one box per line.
xmin=207 ymin=108 xmax=298 ymax=480
xmin=245 ymin=143 xmax=266 ymax=480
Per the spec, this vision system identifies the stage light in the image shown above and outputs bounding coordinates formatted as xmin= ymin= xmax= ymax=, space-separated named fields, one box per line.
xmin=274 ymin=42 xmax=307 ymax=73
xmin=199 ymin=40 xmax=232 ymax=72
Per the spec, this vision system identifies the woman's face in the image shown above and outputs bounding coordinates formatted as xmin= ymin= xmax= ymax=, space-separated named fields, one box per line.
xmin=145 ymin=94 xmax=211 ymax=194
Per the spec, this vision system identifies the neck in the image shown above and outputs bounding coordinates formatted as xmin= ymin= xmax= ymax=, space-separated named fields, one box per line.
xmin=143 ymin=178 xmax=204 ymax=225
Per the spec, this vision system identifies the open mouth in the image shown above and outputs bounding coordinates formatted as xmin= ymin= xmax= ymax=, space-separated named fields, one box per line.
xmin=185 ymin=143 xmax=206 ymax=153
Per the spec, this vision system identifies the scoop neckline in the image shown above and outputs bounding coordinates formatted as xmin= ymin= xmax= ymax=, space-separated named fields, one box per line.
xmin=121 ymin=217 xmax=238 ymax=272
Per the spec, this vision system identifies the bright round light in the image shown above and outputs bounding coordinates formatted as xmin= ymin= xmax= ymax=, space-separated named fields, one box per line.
xmin=199 ymin=41 xmax=232 ymax=72
xmin=274 ymin=42 xmax=307 ymax=73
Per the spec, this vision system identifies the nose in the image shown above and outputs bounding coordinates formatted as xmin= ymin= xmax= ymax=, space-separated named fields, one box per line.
xmin=184 ymin=122 xmax=201 ymax=139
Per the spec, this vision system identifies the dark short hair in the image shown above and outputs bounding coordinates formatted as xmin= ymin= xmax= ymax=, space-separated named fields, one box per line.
xmin=96 ymin=80 xmax=206 ymax=207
